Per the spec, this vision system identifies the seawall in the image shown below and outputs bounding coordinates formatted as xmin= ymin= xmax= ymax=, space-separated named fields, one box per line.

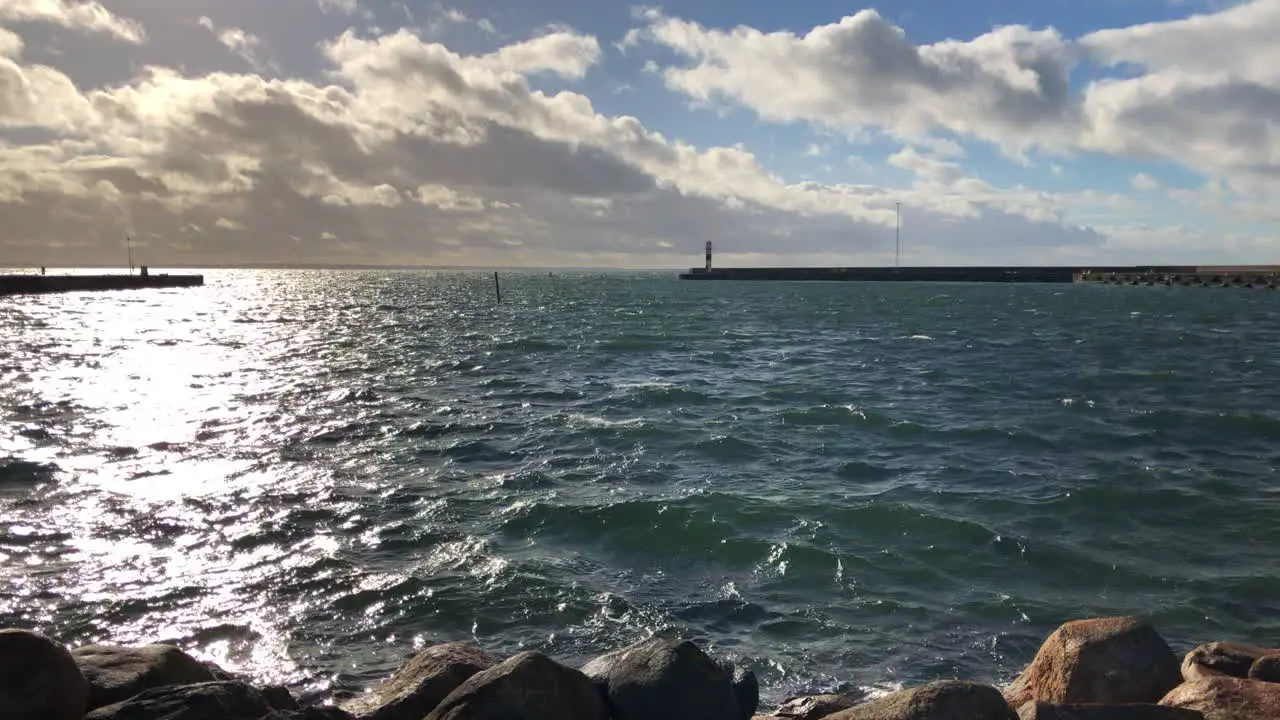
xmin=678 ymin=266 xmax=1199 ymax=283
xmin=0 ymin=273 xmax=204 ymax=296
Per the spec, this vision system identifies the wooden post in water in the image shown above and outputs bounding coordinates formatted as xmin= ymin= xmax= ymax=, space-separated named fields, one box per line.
xmin=494 ymin=271 xmax=502 ymax=304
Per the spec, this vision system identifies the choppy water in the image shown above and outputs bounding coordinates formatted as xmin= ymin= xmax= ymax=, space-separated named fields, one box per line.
xmin=3 ymin=271 xmax=1280 ymax=703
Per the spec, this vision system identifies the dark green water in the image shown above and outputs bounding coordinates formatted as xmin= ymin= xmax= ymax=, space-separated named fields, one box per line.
xmin=2 ymin=271 xmax=1279 ymax=701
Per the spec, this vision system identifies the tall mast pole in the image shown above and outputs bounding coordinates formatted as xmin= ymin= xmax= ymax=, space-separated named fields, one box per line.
xmin=126 ymin=235 xmax=134 ymax=275
xmin=895 ymin=202 xmax=901 ymax=267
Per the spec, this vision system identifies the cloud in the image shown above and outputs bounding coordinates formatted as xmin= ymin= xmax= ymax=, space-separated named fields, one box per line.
xmin=198 ymin=16 xmax=269 ymax=71
xmin=0 ymin=0 xmax=145 ymax=44
xmin=1130 ymin=173 xmax=1161 ymax=191
xmin=0 ymin=26 xmax=21 ymax=57
xmin=0 ymin=21 xmax=1167 ymax=268
xmin=629 ymin=8 xmax=1078 ymax=153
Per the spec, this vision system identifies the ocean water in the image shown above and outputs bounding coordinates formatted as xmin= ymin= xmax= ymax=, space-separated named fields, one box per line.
xmin=3 ymin=271 xmax=1280 ymax=703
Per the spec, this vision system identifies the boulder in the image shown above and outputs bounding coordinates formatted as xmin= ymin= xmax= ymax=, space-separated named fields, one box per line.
xmin=1162 ymin=676 xmax=1280 ymax=712
xmin=263 ymin=684 xmax=301 ymax=710
xmin=1180 ymin=643 xmax=1279 ymax=682
xmin=1016 ymin=701 xmax=1204 ymax=719
xmin=825 ymin=681 xmax=1015 ymax=720
xmin=72 ymin=643 xmax=223 ymax=709
xmin=426 ymin=650 xmax=607 ymax=720
xmin=582 ymin=637 xmax=743 ymax=720
xmin=0 ymin=628 xmax=89 ymax=720
xmin=342 ymin=643 xmax=494 ymax=720
xmin=774 ymin=694 xmax=861 ymax=720
xmin=1248 ymin=654 xmax=1280 ymax=683
xmin=84 ymin=680 xmax=272 ymax=720
xmin=718 ymin=658 xmax=760 ymax=720
xmin=1160 ymin=677 xmax=1280 ymax=720
xmin=268 ymin=709 xmax=356 ymax=719
xmin=1004 ymin=617 xmax=1180 ymax=707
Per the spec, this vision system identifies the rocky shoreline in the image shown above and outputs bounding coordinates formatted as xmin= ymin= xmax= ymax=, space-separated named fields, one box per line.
xmin=3 ymin=617 xmax=1278 ymax=719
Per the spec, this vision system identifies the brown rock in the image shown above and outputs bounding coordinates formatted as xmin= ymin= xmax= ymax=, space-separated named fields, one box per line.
xmin=1004 ymin=617 xmax=1180 ymax=707
xmin=1016 ymin=700 xmax=1204 ymax=719
xmin=426 ymin=650 xmax=607 ymax=720
xmin=84 ymin=680 xmax=272 ymax=720
xmin=1160 ymin=677 xmax=1280 ymax=720
xmin=72 ymin=644 xmax=222 ymax=710
xmin=0 ymin=628 xmax=89 ymax=720
xmin=342 ymin=643 xmax=494 ymax=720
xmin=826 ymin=681 xmax=1016 ymax=720
xmin=1180 ymin=643 xmax=1280 ymax=682
xmin=1248 ymin=654 xmax=1280 ymax=684
xmin=582 ymin=637 xmax=744 ymax=720
xmin=775 ymin=694 xmax=861 ymax=720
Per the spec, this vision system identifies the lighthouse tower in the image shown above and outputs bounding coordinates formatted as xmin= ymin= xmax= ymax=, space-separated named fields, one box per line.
xmin=705 ymin=241 xmax=713 ymax=272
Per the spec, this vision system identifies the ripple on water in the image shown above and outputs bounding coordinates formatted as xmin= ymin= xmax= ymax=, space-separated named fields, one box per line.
xmin=4 ymin=273 xmax=1280 ymax=704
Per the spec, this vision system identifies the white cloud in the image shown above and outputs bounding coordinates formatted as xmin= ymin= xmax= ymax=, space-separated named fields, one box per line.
xmin=485 ymin=31 xmax=601 ymax=79
xmin=0 ymin=0 xmax=145 ymax=44
xmin=197 ymin=18 xmax=268 ymax=71
xmin=0 ymin=26 xmax=22 ymax=57
xmin=1130 ymin=173 xmax=1161 ymax=191
xmin=889 ymin=147 xmax=964 ymax=184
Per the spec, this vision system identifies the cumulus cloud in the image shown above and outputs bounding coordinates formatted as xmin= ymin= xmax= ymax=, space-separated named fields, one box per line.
xmin=0 ymin=0 xmax=145 ymax=43
xmin=198 ymin=16 xmax=271 ymax=72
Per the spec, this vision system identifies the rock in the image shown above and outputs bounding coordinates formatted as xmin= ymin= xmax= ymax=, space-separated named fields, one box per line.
xmin=84 ymin=680 xmax=272 ymax=720
xmin=1248 ymin=655 xmax=1280 ymax=683
xmin=1180 ymin=643 xmax=1279 ymax=682
xmin=426 ymin=650 xmax=606 ymax=720
xmin=72 ymin=643 xmax=223 ymax=709
xmin=1004 ymin=617 xmax=1181 ymax=707
xmin=1016 ymin=701 xmax=1204 ymax=719
xmin=582 ymin=637 xmax=742 ymax=720
xmin=774 ymin=694 xmax=861 ymax=720
xmin=268 ymin=709 xmax=356 ymax=719
xmin=263 ymin=684 xmax=300 ymax=710
xmin=1160 ymin=677 xmax=1280 ymax=720
xmin=826 ymin=680 xmax=1016 ymax=720
xmin=342 ymin=643 xmax=495 ymax=720
xmin=718 ymin=658 xmax=760 ymax=720
xmin=0 ymin=628 xmax=89 ymax=720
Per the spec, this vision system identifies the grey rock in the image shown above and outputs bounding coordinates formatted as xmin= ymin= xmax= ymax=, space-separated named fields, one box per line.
xmin=0 ymin=627 xmax=89 ymax=720
xmin=263 ymin=684 xmax=300 ymax=710
xmin=427 ymin=650 xmax=607 ymax=720
xmin=775 ymin=694 xmax=861 ymax=720
xmin=1248 ymin=654 xmax=1280 ymax=683
xmin=827 ymin=681 xmax=1016 ymax=720
xmin=268 ymin=708 xmax=356 ymax=719
xmin=84 ymin=680 xmax=272 ymax=720
xmin=342 ymin=642 xmax=494 ymax=720
xmin=718 ymin=657 xmax=760 ymax=720
xmin=1180 ymin=643 xmax=1279 ymax=682
xmin=72 ymin=643 xmax=222 ymax=710
xmin=583 ymin=637 xmax=742 ymax=720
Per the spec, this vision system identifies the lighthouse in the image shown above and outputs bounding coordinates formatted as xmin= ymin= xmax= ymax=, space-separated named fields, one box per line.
xmin=705 ymin=241 xmax=713 ymax=272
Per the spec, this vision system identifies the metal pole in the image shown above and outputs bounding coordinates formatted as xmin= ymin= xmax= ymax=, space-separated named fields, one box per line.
xmin=493 ymin=271 xmax=501 ymax=304
xmin=126 ymin=235 xmax=134 ymax=275
xmin=895 ymin=203 xmax=901 ymax=267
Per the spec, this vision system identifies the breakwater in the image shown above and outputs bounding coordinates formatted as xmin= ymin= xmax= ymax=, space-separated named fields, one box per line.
xmin=678 ymin=265 xmax=1280 ymax=285
xmin=0 ymin=272 xmax=204 ymax=296
xmin=5 ymin=617 xmax=1278 ymax=719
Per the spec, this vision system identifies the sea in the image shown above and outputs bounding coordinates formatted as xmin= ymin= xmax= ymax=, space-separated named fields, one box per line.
xmin=3 ymin=270 xmax=1279 ymax=704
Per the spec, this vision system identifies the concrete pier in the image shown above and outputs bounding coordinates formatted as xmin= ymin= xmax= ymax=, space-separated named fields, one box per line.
xmin=1077 ymin=267 xmax=1280 ymax=288
xmin=679 ymin=265 xmax=1280 ymax=287
xmin=0 ymin=271 xmax=204 ymax=296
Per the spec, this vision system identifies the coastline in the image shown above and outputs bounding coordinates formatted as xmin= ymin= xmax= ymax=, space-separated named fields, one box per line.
xmin=4 ymin=617 xmax=1277 ymax=719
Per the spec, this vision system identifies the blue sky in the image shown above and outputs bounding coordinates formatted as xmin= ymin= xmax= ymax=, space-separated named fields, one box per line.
xmin=0 ymin=0 xmax=1276 ymax=266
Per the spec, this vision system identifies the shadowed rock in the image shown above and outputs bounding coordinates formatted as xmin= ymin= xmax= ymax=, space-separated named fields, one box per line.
xmin=1160 ymin=677 xmax=1280 ymax=719
xmin=582 ymin=637 xmax=743 ymax=720
xmin=1248 ymin=655 xmax=1280 ymax=683
xmin=426 ymin=651 xmax=606 ymax=720
xmin=774 ymin=694 xmax=861 ymax=720
xmin=826 ymin=681 xmax=1015 ymax=720
xmin=1180 ymin=643 xmax=1280 ymax=682
xmin=72 ymin=644 xmax=223 ymax=710
xmin=0 ymin=628 xmax=89 ymax=720
xmin=718 ymin=657 xmax=760 ymax=720
xmin=268 ymin=709 xmax=356 ymax=719
xmin=1004 ymin=617 xmax=1180 ymax=707
xmin=263 ymin=684 xmax=300 ymax=710
xmin=84 ymin=680 xmax=272 ymax=720
xmin=1016 ymin=700 xmax=1204 ymax=719
xmin=342 ymin=643 xmax=494 ymax=720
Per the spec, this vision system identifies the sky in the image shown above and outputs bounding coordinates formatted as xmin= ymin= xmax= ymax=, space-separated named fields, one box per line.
xmin=0 ymin=0 xmax=1278 ymax=268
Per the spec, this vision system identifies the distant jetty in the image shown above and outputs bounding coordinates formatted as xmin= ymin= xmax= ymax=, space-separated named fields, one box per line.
xmin=680 ymin=264 xmax=1280 ymax=287
xmin=0 ymin=268 xmax=204 ymax=297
